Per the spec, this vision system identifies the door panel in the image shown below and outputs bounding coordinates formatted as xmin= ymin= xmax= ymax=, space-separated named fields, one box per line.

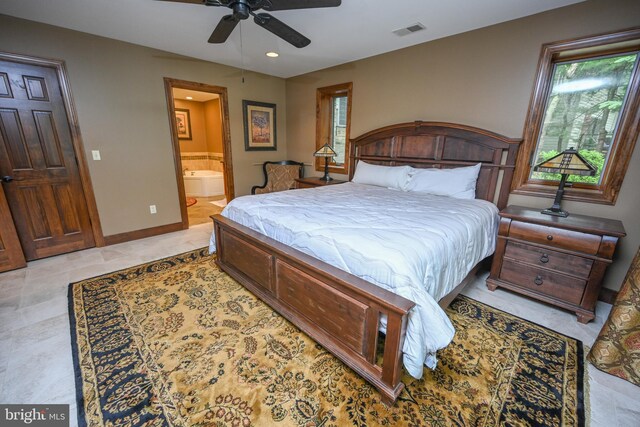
xmin=0 ymin=108 xmax=32 ymax=168
xmin=21 ymin=185 xmax=51 ymax=240
xmin=24 ymin=76 xmax=49 ymax=101
xmin=0 ymin=59 xmax=94 ymax=261
xmin=34 ymin=110 xmax=65 ymax=167
xmin=0 ymin=185 xmax=26 ymax=272
xmin=0 ymin=73 xmax=11 ymax=97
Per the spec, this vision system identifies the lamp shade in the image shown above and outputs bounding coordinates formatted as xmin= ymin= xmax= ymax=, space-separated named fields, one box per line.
xmin=534 ymin=147 xmax=596 ymax=177
xmin=314 ymin=143 xmax=337 ymax=157
xmin=533 ymin=147 xmax=597 ymax=218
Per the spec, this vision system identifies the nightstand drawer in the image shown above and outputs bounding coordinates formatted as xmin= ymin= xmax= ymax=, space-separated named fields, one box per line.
xmin=295 ymin=182 xmax=315 ymax=189
xmin=500 ymin=259 xmax=585 ymax=305
xmin=294 ymin=178 xmax=347 ymax=189
xmin=504 ymin=241 xmax=593 ymax=279
xmin=509 ymin=221 xmax=601 ymax=254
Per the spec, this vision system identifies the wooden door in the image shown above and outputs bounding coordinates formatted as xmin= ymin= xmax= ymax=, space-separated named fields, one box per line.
xmin=0 ymin=59 xmax=95 ymax=261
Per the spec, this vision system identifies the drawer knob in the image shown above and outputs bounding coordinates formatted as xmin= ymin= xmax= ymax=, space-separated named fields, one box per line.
xmin=534 ymin=275 xmax=544 ymax=286
xmin=546 ymin=235 xmax=554 ymax=241
xmin=540 ymin=254 xmax=549 ymax=264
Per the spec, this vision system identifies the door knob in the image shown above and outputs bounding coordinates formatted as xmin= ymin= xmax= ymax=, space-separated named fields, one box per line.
xmin=1 ymin=176 xmax=13 ymax=183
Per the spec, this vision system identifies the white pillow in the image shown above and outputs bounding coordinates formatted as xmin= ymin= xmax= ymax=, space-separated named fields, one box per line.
xmin=405 ymin=163 xmax=482 ymax=199
xmin=352 ymin=161 xmax=411 ymax=190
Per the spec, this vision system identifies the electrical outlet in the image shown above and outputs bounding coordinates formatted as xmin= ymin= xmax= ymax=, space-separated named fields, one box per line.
xmin=92 ymin=150 xmax=101 ymax=160
xmin=149 ymin=205 xmax=157 ymax=214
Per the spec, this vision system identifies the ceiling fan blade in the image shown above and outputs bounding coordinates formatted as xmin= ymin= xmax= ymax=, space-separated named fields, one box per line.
xmin=262 ymin=0 xmax=341 ymax=11
xmin=208 ymin=15 xmax=240 ymax=43
xmin=155 ymin=0 xmax=205 ymax=4
xmin=155 ymin=0 xmax=224 ymax=5
xmin=253 ymin=13 xmax=310 ymax=48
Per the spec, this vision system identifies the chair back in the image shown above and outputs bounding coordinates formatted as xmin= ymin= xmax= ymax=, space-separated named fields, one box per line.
xmin=251 ymin=161 xmax=305 ymax=195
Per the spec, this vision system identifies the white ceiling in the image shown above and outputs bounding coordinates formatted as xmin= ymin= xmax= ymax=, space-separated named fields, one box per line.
xmin=173 ymin=88 xmax=219 ymax=101
xmin=0 ymin=0 xmax=584 ymax=78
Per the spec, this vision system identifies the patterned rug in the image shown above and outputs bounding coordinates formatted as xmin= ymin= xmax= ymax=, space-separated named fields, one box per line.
xmin=69 ymin=248 xmax=585 ymax=427
xmin=186 ymin=197 xmax=197 ymax=207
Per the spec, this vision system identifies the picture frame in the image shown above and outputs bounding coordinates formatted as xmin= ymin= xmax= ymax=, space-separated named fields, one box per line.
xmin=243 ymin=100 xmax=277 ymax=151
xmin=175 ymin=108 xmax=192 ymax=140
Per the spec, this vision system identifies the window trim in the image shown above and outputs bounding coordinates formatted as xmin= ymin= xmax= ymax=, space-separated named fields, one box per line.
xmin=315 ymin=82 xmax=353 ymax=175
xmin=512 ymin=28 xmax=640 ymax=205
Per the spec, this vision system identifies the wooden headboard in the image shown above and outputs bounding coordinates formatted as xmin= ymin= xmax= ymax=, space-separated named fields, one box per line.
xmin=349 ymin=121 xmax=521 ymax=209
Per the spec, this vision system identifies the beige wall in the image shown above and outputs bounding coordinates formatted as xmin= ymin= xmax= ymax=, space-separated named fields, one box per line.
xmin=205 ymin=99 xmax=224 ymax=154
xmin=174 ymin=98 xmax=224 ymax=154
xmin=175 ymin=99 xmax=208 ymax=153
xmin=0 ymin=14 xmax=287 ymax=236
xmin=285 ymin=0 xmax=640 ymax=291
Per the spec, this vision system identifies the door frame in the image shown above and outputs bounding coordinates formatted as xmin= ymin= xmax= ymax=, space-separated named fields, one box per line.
xmin=0 ymin=51 xmax=105 ymax=247
xmin=163 ymin=78 xmax=234 ymax=229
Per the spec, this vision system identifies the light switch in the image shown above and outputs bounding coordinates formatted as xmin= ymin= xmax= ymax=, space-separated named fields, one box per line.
xmin=92 ymin=150 xmax=101 ymax=160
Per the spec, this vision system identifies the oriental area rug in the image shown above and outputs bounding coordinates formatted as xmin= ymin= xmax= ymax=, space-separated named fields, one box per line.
xmin=69 ymin=248 xmax=585 ymax=427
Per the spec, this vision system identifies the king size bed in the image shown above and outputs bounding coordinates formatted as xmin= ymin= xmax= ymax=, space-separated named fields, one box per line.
xmin=210 ymin=121 xmax=520 ymax=404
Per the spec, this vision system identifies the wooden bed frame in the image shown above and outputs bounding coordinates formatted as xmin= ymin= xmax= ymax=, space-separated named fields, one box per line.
xmin=212 ymin=121 xmax=520 ymax=405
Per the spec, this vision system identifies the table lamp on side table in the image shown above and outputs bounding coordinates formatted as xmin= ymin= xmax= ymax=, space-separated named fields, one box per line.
xmin=533 ymin=147 xmax=597 ymax=217
xmin=314 ymin=143 xmax=337 ymax=182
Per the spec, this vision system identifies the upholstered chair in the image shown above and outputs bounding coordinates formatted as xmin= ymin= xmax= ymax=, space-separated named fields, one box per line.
xmin=251 ymin=160 xmax=304 ymax=195
xmin=588 ymin=246 xmax=640 ymax=387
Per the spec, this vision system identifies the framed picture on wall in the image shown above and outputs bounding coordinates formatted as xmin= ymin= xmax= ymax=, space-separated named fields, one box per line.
xmin=175 ymin=108 xmax=192 ymax=140
xmin=243 ymin=100 xmax=277 ymax=151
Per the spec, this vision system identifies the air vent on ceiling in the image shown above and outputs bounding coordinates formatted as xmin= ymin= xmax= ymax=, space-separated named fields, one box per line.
xmin=392 ymin=23 xmax=426 ymax=37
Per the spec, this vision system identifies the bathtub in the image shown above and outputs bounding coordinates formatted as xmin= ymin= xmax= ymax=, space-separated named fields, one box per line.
xmin=183 ymin=170 xmax=224 ymax=197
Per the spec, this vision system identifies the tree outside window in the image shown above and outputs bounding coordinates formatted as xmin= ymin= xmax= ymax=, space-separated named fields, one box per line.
xmin=513 ymin=28 xmax=640 ymax=205
xmin=531 ymin=53 xmax=637 ymax=184
xmin=331 ymin=96 xmax=348 ymax=165
xmin=315 ymin=83 xmax=353 ymax=175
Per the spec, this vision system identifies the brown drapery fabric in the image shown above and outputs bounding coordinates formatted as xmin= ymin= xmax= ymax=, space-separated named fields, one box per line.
xmin=588 ymin=246 xmax=640 ymax=387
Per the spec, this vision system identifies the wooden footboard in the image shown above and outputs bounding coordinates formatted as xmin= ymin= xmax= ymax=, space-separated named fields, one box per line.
xmin=213 ymin=214 xmax=415 ymax=405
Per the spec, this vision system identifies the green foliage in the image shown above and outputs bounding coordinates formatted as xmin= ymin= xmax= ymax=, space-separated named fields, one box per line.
xmin=532 ymin=149 xmax=605 ymax=184
xmin=596 ymin=100 xmax=623 ymax=111
xmin=613 ymin=55 xmax=637 ymax=65
xmin=541 ymin=52 xmax=637 ymax=152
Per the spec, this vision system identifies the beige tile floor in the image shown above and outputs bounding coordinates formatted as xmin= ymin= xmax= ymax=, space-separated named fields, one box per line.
xmin=0 ymin=223 xmax=638 ymax=426
xmin=187 ymin=196 xmax=225 ymax=226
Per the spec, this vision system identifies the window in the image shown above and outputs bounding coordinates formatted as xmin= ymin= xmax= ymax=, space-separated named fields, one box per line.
xmin=513 ymin=28 xmax=640 ymax=204
xmin=316 ymin=83 xmax=352 ymax=175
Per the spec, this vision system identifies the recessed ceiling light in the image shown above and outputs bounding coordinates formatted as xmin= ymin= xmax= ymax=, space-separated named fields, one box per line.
xmin=266 ymin=51 xmax=279 ymax=58
xmin=186 ymin=96 xmax=193 ymax=100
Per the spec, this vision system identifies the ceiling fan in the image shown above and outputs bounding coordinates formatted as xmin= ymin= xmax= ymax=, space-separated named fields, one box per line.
xmin=157 ymin=0 xmax=342 ymax=48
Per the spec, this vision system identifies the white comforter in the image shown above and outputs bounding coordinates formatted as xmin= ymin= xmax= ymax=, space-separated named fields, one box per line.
xmin=209 ymin=182 xmax=498 ymax=378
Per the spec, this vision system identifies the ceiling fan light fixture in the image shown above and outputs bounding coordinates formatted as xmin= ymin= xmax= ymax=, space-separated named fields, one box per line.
xmin=266 ymin=51 xmax=279 ymax=57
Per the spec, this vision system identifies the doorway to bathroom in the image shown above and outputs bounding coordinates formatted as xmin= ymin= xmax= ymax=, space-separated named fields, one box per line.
xmin=164 ymin=78 xmax=234 ymax=228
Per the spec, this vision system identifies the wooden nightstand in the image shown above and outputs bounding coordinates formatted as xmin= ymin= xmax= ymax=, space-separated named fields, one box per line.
xmin=487 ymin=205 xmax=625 ymax=323
xmin=294 ymin=177 xmax=347 ymax=189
